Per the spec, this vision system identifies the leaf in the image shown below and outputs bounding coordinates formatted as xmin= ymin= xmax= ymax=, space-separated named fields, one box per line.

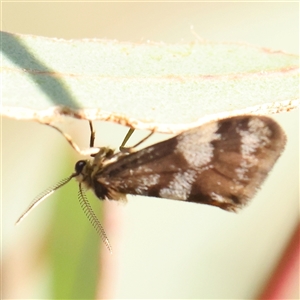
xmin=1 ymin=31 xmax=299 ymax=133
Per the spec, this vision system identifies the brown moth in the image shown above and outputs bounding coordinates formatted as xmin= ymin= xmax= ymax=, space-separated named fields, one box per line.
xmin=16 ymin=115 xmax=286 ymax=252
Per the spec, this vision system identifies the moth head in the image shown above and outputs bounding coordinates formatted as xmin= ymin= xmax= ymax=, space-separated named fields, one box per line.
xmin=74 ymin=159 xmax=89 ymax=183
xmin=75 ymin=159 xmax=87 ymax=174
xmin=74 ymin=146 xmax=115 ymax=187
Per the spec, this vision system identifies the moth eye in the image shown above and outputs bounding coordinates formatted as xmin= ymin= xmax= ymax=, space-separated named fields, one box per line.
xmin=75 ymin=160 xmax=86 ymax=174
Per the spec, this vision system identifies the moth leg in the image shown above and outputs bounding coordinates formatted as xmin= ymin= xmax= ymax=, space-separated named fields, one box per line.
xmin=119 ymin=128 xmax=135 ymax=150
xmin=89 ymin=120 xmax=96 ymax=148
xmin=44 ymin=122 xmax=99 ymax=156
xmin=119 ymin=129 xmax=154 ymax=153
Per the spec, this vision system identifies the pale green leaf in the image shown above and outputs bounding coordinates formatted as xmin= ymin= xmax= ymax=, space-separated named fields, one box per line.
xmin=1 ymin=31 xmax=299 ymax=133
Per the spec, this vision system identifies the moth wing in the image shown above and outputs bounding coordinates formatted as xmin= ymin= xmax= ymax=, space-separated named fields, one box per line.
xmin=96 ymin=116 xmax=286 ymax=211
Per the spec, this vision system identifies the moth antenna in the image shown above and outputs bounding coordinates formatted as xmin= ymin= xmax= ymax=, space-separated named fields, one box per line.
xmin=44 ymin=122 xmax=99 ymax=156
xmin=78 ymin=184 xmax=112 ymax=254
xmin=16 ymin=174 xmax=76 ymax=225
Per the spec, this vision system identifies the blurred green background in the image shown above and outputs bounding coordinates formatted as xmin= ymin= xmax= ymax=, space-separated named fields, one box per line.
xmin=2 ymin=2 xmax=299 ymax=299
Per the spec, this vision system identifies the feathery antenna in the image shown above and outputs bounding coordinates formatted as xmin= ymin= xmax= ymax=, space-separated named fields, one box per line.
xmin=78 ymin=183 xmax=112 ymax=254
xmin=16 ymin=174 xmax=76 ymax=225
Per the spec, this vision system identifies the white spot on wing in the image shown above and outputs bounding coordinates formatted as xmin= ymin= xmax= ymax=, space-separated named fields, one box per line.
xmin=133 ymin=174 xmax=161 ymax=194
xmin=176 ymin=122 xmax=221 ymax=168
xmin=139 ymin=174 xmax=161 ymax=186
xmin=239 ymin=118 xmax=272 ymax=156
xmin=159 ymin=170 xmax=197 ymax=200
xmin=210 ymin=192 xmax=225 ymax=203
xmin=236 ymin=118 xmax=272 ymax=180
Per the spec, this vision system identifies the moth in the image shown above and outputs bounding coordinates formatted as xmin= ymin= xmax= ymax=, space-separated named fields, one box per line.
xmin=16 ymin=115 xmax=286 ymax=252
